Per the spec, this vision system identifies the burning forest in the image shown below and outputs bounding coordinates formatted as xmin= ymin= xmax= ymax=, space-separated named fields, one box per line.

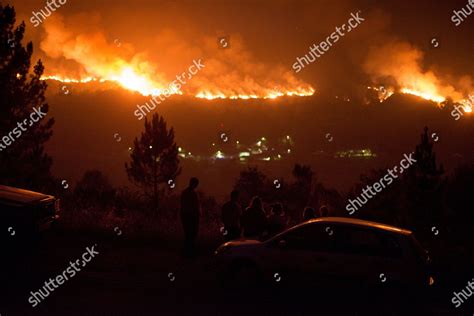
xmin=1 ymin=0 xmax=474 ymax=315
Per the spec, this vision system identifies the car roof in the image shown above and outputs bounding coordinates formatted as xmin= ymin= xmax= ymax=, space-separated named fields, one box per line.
xmin=0 ymin=185 xmax=53 ymax=206
xmin=306 ymin=217 xmax=412 ymax=235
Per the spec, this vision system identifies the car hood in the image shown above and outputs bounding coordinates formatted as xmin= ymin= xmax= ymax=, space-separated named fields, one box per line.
xmin=0 ymin=185 xmax=53 ymax=206
xmin=225 ymin=239 xmax=262 ymax=247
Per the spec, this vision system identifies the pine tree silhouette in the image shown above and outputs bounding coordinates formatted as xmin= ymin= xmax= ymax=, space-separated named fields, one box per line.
xmin=410 ymin=126 xmax=444 ymax=189
xmin=0 ymin=5 xmax=55 ymax=190
xmin=125 ymin=113 xmax=181 ymax=212
xmin=402 ymin=127 xmax=445 ymax=231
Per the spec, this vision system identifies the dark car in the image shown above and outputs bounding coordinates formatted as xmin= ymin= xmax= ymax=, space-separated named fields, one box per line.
xmin=215 ymin=217 xmax=433 ymax=292
xmin=0 ymin=185 xmax=60 ymax=238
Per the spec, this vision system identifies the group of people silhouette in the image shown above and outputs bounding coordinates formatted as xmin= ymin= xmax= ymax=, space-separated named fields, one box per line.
xmin=179 ymin=177 xmax=329 ymax=257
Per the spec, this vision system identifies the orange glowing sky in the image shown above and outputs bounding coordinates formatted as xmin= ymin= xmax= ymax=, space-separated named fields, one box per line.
xmin=13 ymin=1 xmax=468 ymax=107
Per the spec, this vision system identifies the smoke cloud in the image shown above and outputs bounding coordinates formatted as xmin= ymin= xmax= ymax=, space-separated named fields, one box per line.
xmin=364 ymin=40 xmax=472 ymax=102
xmin=39 ymin=13 xmax=313 ymax=97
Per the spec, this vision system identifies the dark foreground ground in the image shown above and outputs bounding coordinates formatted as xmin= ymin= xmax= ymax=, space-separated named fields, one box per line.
xmin=0 ymin=229 xmax=472 ymax=316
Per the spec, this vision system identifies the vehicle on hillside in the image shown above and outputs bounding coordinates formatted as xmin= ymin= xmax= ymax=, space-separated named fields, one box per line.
xmin=215 ymin=217 xmax=433 ymax=291
xmin=0 ymin=185 xmax=60 ymax=239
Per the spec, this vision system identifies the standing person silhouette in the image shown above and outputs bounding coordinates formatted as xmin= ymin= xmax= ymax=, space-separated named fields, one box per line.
xmin=180 ymin=177 xmax=200 ymax=257
xmin=302 ymin=206 xmax=316 ymax=221
xmin=319 ymin=205 xmax=329 ymax=217
xmin=240 ymin=196 xmax=267 ymax=239
xmin=267 ymin=203 xmax=287 ymax=237
xmin=221 ymin=190 xmax=242 ymax=241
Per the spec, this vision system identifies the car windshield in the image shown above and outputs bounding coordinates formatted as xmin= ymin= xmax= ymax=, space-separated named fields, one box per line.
xmin=272 ymin=222 xmax=403 ymax=258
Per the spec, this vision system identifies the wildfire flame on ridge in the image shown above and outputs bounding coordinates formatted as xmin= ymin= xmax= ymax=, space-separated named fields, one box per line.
xmin=365 ymin=41 xmax=473 ymax=114
xmin=368 ymin=85 xmax=473 ymax=114
xmin=400 ymin=87 xmax=445 ymax=103
xmin=38 ymin=15 xmax=315 ymax=99
xmin=41 ymin=73 xmax=314 ymax=99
